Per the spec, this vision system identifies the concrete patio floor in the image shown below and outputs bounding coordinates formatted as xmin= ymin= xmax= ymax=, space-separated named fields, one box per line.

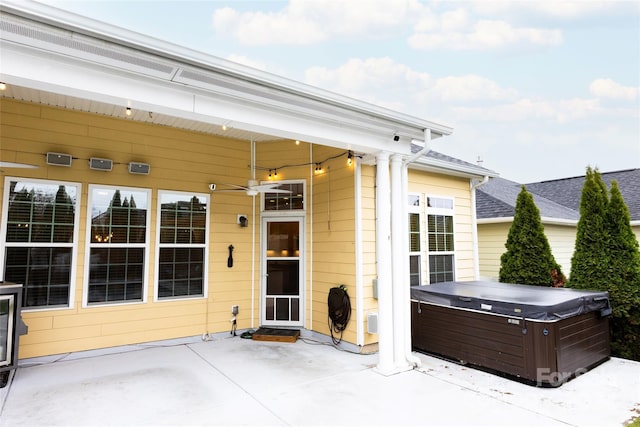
xmin=1 ymin=334 xmax=639 ymax=427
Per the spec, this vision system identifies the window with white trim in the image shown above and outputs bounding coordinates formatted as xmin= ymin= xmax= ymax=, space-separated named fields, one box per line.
xmin=426 ymin=196 xmax=455 ymax=283
xmin=408 ymin=194 xmax=421 ymax=286
xmin=86 ymin=186 xmax=150 ymax=305
xmin=263 ymin=181 xmax=305 ymax=211
xmin=2 ymin=178 xmax=80 ymax=309
xmin=156 ymin=191 xmax=209 ymax=300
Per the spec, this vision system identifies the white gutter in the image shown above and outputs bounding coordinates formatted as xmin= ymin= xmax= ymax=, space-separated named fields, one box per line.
xmin=354 ymin=159 xmax=364 ymax=347
xmin=471 ymin=176 xmax=490 ymax=280
xmin=477 ymin=217 xmax=579 ymax=226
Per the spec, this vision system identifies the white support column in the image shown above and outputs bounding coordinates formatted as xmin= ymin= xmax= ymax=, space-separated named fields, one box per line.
xmin=375 ymin=151 xmax=394 ymax=375
xmin=390 ymin=154 xmax=411 ymax=371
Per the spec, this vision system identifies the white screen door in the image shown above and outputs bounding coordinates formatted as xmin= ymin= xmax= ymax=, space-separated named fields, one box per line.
xmin=261 ymin=217 xmax=304 ymax=327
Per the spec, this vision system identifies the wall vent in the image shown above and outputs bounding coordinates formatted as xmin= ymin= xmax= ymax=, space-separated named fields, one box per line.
xmin=128 ymin=162 xmax=150 ymax=175
xmin=46 ymin=152 xmax=72 ymax=167
xmin=89 ymin=157 xmax=112 ymax=171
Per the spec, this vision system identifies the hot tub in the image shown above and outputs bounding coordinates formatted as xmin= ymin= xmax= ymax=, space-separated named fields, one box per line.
xmin=411 ymin=281 xmax=611 ymax=386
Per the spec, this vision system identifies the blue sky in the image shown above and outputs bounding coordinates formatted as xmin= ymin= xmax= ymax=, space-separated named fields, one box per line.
xmin=41 ymin=0 xmax=639 ymax=183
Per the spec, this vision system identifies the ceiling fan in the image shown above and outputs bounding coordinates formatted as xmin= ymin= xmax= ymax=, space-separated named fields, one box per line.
xmin=210 ymin=139 xmax=291 ymax=197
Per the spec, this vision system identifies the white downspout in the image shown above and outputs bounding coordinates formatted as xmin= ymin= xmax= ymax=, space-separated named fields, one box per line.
xmin=354 ymin=159 xmax=364 ymax=346
xmin=401 ymin=129 xmax=433 ymax=368
xmin=375 ymin=151 xmax=394 ymax=375
xmin=470 ymin=176 xmax=489 ymax=280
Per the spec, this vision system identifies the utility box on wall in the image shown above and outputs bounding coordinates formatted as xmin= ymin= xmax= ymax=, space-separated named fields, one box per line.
xmin=0 ymin=282 xmax=28 ymax=388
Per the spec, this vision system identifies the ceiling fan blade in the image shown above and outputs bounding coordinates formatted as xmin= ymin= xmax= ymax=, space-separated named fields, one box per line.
xmin=262 ymin=188 xmax=292 ymax=194
xmin=219 ymin=183 xmax=250 ymax=190
xmin=250 ymin=183 xmax=291 ymax=193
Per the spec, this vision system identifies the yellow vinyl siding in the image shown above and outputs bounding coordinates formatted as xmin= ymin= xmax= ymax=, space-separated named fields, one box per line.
xmin=1 ymin=99 xmax=257 ymax=358
xmin=477 ymin=222 xmax=509 ymax=281
xmin=478 ymin=222 xmax=588 ymax=282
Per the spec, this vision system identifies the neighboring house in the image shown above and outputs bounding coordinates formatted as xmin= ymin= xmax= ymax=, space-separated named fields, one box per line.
xmin=0 ymin=1 xmax=495 ymax=374
xmin=476 ymin=169 xmax=640 ymax=281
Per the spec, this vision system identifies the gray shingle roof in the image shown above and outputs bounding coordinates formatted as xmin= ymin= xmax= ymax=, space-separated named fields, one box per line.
xmin=476 ymin=177 xmax=580 ymax=220
xmin=525 ymin=169 xmax=640 ymax=222
xmin=477 ymin=168 xmax=640 ymax=222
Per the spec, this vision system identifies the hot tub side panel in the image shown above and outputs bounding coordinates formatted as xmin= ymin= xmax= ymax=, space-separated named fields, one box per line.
xmin=556 ymin=312 xmax=610 ymax=375
xmin=411 ymin=302 xmax=531 ymax=379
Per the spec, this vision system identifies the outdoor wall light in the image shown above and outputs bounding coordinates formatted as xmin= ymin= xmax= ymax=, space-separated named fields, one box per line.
xmin=125 ymin=107 xmax=132 ymax=116
xmin=0 ymin=82 xmax=6 ymax=91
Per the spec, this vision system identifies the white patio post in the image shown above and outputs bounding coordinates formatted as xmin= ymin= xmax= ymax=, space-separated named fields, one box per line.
xmin=375 ymin=151 xmax=394 ymax=375
xmin=390 ymin=154 xmax=411 ymax=371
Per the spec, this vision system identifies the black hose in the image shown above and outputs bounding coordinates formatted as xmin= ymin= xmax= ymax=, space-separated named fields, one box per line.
xmin=328 ymin=285 xmax=351 ymax=345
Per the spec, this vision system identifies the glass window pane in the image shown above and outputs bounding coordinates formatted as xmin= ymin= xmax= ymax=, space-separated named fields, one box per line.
xmin=266 ymin=260 xmax=299 ymax=295
xmin=88 ymin=248 xmax=144 ymax=304
xmin=267 ymin=222 xmax=299 ymax=254
xmin=4 ymin=247 xmax=72 ymax=308
xmin=264 ymin=183 xmax=304 ymax=211
xmin=90 ymin=187 xmax=147 ymax=245
xmin=156 ymin=192 xmax=208 ymax=300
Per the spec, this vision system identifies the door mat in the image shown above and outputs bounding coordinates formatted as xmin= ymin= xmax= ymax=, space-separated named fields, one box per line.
xmin=252 ymin=327 xmax=300 ymax=343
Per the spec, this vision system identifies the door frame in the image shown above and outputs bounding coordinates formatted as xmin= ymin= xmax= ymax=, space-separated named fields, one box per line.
xmin=260 ymin=214 xmax=305 ymax=328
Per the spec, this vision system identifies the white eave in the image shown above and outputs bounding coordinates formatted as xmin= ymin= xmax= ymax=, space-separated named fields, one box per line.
xmin=477 ymin=217 xmax=579 ymax=226
xmin=0 ymin=0 xmax=452 ymax=155
xmin=409 ymin=156 xmax=498 ymax=180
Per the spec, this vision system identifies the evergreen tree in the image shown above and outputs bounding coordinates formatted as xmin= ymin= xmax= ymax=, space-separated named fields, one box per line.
xmin=568 ymin=167 xmax=610 ymax=290
xmin=605 ymin=180 xmax=640 ymax=360
xmin=499 ymin=185 xmax=563 ymax=286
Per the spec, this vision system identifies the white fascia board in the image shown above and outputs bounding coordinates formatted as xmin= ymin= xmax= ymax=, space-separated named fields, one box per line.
xmin=0 ymin=1 xmax=452 ymax=139
xmin=408 ymin=158 xmax=497 ymax=180
xmin=478 ymin=217 xmax=578 ymax=226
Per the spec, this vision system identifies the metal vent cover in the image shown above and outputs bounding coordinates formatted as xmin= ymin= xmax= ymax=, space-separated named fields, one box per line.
xmin=0 ymin=13 xmax=177 ymax=78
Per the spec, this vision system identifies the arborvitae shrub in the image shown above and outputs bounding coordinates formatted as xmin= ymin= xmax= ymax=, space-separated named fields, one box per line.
xmin=499 ymin=185 xmax=563 ymax=286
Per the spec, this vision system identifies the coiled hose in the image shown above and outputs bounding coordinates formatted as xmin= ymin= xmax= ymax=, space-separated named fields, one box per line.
xmin=328 ymin=285 xmax=351 ymax=345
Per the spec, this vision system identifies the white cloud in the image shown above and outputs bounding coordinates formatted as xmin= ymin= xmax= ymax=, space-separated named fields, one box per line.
xmin=471 ymin=0 xmax=635 ymax=20
xmin=429 ymin=75 xmax=518 ymax=102
xmin=305 ymin=57 xmax=518 ymax=108
xmin=589 ymin=78 xmax=639 ymax=101
xmin=453 ymin=97 xmax=602 ymax=123
xmin=211 ymin=0 xmax=423 ymax=46
xmin=409 ymin=18 xmax=562 ymax=50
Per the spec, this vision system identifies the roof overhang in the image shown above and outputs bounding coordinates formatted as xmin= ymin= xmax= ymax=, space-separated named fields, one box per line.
xmin=409 ymin=157 xmax=498 ymax=180
xmin=0 ymin=1 xmax=452 ymax=156
xmin=477 ymin=217 xmax=579 ymax=226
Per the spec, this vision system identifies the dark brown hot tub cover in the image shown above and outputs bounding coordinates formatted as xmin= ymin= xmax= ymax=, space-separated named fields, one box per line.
xmin=410 ymin=281 xmax=611 ymax=321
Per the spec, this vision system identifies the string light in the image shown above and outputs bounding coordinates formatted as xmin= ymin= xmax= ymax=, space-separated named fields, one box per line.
xmin=260 ymin=150 xmax=359 ymax=177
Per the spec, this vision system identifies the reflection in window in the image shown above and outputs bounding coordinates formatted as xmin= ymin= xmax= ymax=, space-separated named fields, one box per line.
xmin=264 ymin=182 xmax=304 ymax=211
xmin=87 ymin=186 xmax=149 ymax=305
xmin=2 ymin=180 xmax=78 ymax=308
xmin=157 ymin=192 xmax=208 ymax=299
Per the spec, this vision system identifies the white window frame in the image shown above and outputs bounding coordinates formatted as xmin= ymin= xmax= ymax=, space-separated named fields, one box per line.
xmin=408 ymin=192 xmax=423 ymax=286
xmin=154 ymin=190 xmax=210 ymax=302
xmin=425 ymin=195 xmax=456 ymax=284
xmin=0 ymin=177 xmax=81 ymax=311
xmin=84 ymin=184 xmax=151 ymax=308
